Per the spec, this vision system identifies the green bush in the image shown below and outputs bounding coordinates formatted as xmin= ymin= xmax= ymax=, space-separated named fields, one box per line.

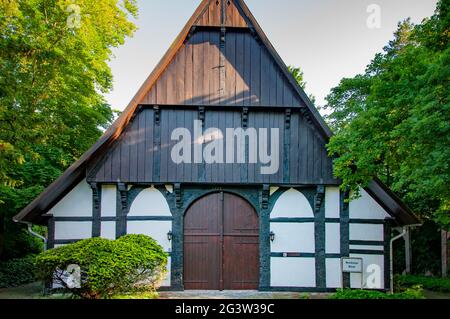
xmin=36 ymin=235 xmax=168 ymax=299
xmin=0 ymin=255 xmax=37 ymax=288
xmin=329 ymin=287 xmax=424 ymax=299
xmin=396 ymin=275 xmax=450 ymax=293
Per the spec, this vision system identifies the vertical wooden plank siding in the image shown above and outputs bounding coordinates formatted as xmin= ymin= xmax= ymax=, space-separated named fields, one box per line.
xmin=196 ymin=0 xmax=248 ymax=28
xmin=141 ymin=30 xmax=301 ymax=108
xmin=235 ymin=32 xmax=245 ymax=105
xmin=137 ymin=110 xmax=146 ymax=183
xmin=185 ymin=36 xmax=194 ymax=105
xmin=88 ymin=107 xmax=337 ymax=185
xmin=225 ymin=0 xmax=248 ymax=28
xmin=193 ymin=31 xmax=204 ymax=105
xmin=144 ymin=109 xmax=154 ymax=181
xmin=224 ymin=32 xmax=236 ymax=106
xmin=250 ymin=35 xmax=261 ymax=106
xmin=160 ymin=109 xmax=169 ymax=181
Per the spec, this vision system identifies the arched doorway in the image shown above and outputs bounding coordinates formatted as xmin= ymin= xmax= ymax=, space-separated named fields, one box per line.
xmin=184 ymin=192 xmax=259 ymax=290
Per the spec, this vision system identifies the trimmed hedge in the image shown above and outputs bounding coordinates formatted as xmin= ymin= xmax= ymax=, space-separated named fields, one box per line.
xmin=396 ymin=275 xmax=450 ymax=293
xmin=0 ymin=255 xmax=37 ymax=288
xmin=329 ymin=287 xmax=424 ymax=299
xmin=36 ymin=235 xmax=168 ymax=299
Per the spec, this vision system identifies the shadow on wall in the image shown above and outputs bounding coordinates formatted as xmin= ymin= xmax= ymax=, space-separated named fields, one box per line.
xmin=141 ymin=29 xmax=302 ymax=108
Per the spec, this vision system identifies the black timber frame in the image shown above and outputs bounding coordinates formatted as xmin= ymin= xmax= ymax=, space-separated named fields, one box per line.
xmin=46 ymin=182 xmax=396 ymax=292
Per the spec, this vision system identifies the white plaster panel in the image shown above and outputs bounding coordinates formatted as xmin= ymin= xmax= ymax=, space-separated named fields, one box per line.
xmin=271 ymin=188 xmax=313 ymax=218
xmin=101 ymin=185 xmax=116 ymax=217
xmin=349 ymin=188 xmax=390 ymax=220
xmin=54 ymin=222 xmax=92 ymax=240
xmin=325 ymin=223 xmax=340 ymax=254
xmin=269 ymin=186 xmax=279 ymax=196
xmin=350 ymin=254 xmax=385 ymax=289
xmin=325 ymin=187 xmax=340 ymax=218
xmin=349 ymin=245 xmax=384 ymax=251
xmin=326 ymin=258 xmax=342 ymax=288
xmin=165 ymin=185 xmax=173 ymax=193
xmin=350 ymin=224 xmax=384 ymax=242
xmin=49 ymin=180 xmax=92 ymax=217
xmin=270 ymin=257 xmax=316 ymax=287
xmin=127 ymin=221 xmax=172 ymax=252
xmin=349 ymin=273 xmax=364 ymax=290
xmin=270 ymin=223 xmax=315 ymax=253
xmin=128 ymin=187 xmax=171 ymax=217
xmin=100 ymin=222 xmax=116 ymax=240
xmin=161 ymin=257 xmax=171 ymax=287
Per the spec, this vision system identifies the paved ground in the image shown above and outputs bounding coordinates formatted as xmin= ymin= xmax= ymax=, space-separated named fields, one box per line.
xmin=423 ymin=290 xmax=450 ymax=299
xmin=1 ymin=283 xmax=449 ymax=299
xmin=159 ymin=291 xmax=327 ymax=299
xmin=0 ymin=283 xmax=325 ymax=299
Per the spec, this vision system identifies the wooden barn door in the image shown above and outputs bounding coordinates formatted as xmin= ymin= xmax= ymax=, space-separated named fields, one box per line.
xmin=184 ymin=192 xmax=259 ymax=290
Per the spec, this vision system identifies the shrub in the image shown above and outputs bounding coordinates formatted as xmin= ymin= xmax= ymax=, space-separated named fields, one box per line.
xmin=329 ymin=287 xmax=424 ymax=299
xmin=0 ymin=255 xmax=37 ymax=288
xmin=36 ymin=235 xmax=168 ymax=299
xmin=396 ymin=275 xmax=450 ymax=293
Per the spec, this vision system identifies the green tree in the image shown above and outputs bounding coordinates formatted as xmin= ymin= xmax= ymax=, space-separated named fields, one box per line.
xmin=323 ymin=1 xmax=449 ymax=229
xmin=0 ymin=0 xmax=138 ymax=259
xmin=288 ymin=65 xmax=316 ymax=104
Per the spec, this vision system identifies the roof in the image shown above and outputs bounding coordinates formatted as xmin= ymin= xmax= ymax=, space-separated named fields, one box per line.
xmin=13 ymin=0 xmax=420 ymax=226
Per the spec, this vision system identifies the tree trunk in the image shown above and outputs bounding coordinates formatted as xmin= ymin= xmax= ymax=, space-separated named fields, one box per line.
xmin=442 ymin=230 xmax=448 ymax=278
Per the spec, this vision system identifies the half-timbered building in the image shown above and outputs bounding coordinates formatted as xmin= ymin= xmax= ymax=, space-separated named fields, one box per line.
xmin=14 ymin=0 xmax=419 ymax=291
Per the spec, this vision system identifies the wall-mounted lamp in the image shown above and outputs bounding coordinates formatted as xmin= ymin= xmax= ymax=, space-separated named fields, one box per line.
xmin=167 ymin=231 xmax=173 ymax=241
xmin=270 ymin=231 xmax=275 ymax=242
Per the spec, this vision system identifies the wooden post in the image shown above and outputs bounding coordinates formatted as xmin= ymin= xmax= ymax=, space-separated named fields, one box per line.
xmin=404 ymin=227 xmax=411 ymax=274
xmin=442 ymin=230 xmax=448 ymax=278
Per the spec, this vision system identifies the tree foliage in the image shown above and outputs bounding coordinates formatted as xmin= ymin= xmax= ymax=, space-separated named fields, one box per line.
xmin=288 ymin=66 xmax=307 ymax=90
xmin=288 ymin=65 xmax=316 ymax=103
xmin=323 ymin=1 xmax=449 ymax=228
xmin=0 ymin=254 xmax=37 ymax=288
xmin=0 ymin=0 xmax=137 ymax=259
xmin=36 ymin=235 xmax=168 ymax=299
xmin=329 ymin=287 xmax=424 ymax=299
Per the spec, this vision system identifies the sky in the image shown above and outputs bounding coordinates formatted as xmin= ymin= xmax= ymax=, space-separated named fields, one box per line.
xmin=104 ymin=0 xmax=438 ymax=111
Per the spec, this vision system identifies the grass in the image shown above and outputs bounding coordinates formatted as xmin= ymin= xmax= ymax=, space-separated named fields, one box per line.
xmin=329 ymin=287 xmax=425 ymax=299
xmin=112 ymin=291 xmax=159 ymax=299
xmin=396 ymin=275 xmax=450 ymax=293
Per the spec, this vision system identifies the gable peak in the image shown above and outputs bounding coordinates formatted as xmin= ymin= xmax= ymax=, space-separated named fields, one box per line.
xmin=194 ymin=0 xmax=251 ymax=28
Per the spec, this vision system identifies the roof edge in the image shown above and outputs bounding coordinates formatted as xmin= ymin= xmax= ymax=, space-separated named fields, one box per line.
xmin=235 ymin=0 xmax=333 ymax=138
xmin=13 ymin=0 xmax=211 ymax=225
xmin=365 ymin=178 xmax=421 ymax=226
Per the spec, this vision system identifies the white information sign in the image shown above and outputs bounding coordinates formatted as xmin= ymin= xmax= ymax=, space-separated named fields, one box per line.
xmin=341 ymin=257 xmax=363 ymax=273
xmin=341 ymin=257 xmax=364 ymax=289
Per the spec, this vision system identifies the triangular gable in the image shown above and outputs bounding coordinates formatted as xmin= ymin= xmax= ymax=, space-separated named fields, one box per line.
xmin=195 ymin=0 xmax=250 ymax=28
xmin=139 ymin=0 xmax=329 ymax=136
xmin=13 ymin=0 xmax=418 ymax=226
xmin=141 ymin=28 xmax=303 ymax=108
xmin=134 ymin=0 xmax=331 ymax=137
